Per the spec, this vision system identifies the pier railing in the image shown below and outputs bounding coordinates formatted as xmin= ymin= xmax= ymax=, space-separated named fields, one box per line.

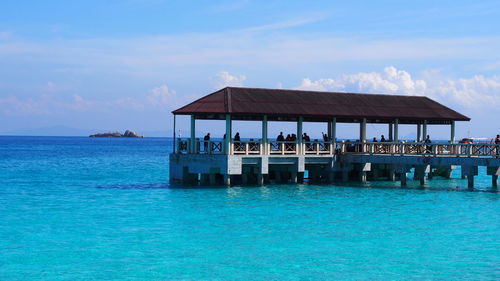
xmin=176 ymin=138 xmax=500 ymax=158
xmin=341 ymin=141 xmax=500 ymax=158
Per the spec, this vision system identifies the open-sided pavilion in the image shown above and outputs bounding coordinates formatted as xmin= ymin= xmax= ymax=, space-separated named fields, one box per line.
xmin=170 ymin=87 xmax=499 ymax=188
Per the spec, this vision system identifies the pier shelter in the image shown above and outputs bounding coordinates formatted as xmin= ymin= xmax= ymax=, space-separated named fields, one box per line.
xmin=170 ymin=87 xmax=500 ymax=188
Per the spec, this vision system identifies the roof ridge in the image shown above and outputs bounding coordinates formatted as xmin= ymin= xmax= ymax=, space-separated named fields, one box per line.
xmin=226 ymin=86 xmax=427 ymax=98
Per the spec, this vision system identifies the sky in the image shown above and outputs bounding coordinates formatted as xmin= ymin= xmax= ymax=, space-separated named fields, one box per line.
xmin=1 ymin=0 xmax=500 ymax=139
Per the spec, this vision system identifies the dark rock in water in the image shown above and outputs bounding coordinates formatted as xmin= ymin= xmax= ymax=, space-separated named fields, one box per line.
xmin=89 ymin=130 xmax=143 ymax=138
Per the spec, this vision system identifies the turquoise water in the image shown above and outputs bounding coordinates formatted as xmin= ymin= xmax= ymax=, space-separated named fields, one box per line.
xmin=1 ymin=136 xmax=499 ymax=280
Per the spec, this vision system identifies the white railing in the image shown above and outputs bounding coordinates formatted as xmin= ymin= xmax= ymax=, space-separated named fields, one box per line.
xmin=340 ymin=141 xmax=500 ymax=158
xmin=176 ymin=138 xmax=500 ymax=158
xmin=232 ymin=140 xmax=262 ymax=155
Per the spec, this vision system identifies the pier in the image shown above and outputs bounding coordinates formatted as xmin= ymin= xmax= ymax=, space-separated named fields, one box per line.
xmin=169 ymin=87 xmax=500 ymax=189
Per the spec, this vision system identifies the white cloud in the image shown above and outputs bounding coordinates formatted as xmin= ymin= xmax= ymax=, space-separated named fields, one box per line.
xmin=211 ymin=71 xmax=246 ymax=89
xmin=147 ymin=84 xmax=176 ymax=107
xmin=296 ymin=66 xmax=500 ymax=108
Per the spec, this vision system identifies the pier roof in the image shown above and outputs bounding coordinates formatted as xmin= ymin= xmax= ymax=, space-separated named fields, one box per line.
xmin=172 ymin=87 xmax=470 ymax=124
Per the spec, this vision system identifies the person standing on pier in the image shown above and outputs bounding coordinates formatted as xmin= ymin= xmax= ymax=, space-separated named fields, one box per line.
xmin=203 ymin=133 xmax=210 ymax=152
xmin=425 ymin=135 xmax=432 ymax=153
xmin=234 ymin=132 xmax=241 ymax=151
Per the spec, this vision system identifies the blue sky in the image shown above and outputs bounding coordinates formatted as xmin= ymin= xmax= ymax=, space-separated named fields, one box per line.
xmin=1 ymin=0 xmax=500 ymax=138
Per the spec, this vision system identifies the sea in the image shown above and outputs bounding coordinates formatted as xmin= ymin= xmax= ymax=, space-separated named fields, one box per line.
xmin=1 ymin=136 xmax=499 ymax=280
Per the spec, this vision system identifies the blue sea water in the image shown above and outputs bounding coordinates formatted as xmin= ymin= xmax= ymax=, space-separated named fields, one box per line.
xmin=1 ymin=136 xmax=499 ymax=280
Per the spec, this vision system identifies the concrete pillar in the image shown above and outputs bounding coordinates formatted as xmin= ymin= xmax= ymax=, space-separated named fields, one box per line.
xmin=417 ymin=123 xmax=421 ymax=142
xmin=492 ymin=175 xmax=498 ymax=188
xmin=415 ymin=165 xmax=430 ymax=186
xmin=423 ymin=120 xmax=428 ymax=140
xmin=468 ymin=176 xmax=474 ymax=190
xmin=262 ymin=115 xmax=268 ymax=155
xmin=388 ymin=168 xmax=396 ymax=181
xmin=223 ymin=174 xmax=231 ymax=186
xmin=400 ymin=173 xmax=407 ymax=186
xmin=190 ymin=115 xmax=196 ymax=153
xmin=225 ymin=114 xmax=232 ymax=154
xmin=360 ymin=118 xmax=367 ymax=142
xmin=241 ymin=173 xmax=248 ymax=185
xmin=256 ymin=173 xmax=264 ymax=186
xmin=291 ymin=171 xmax=298 ymax=184
xmin=389 ymin=123 xmax=393 ymax=141
xmin=360 ymin=171 xmax=367 ymax=183
xmin=462 ymin=166 xmax=478 ymax=190
xmin=394 ymin=119 xmax=399 ymax=142
xmin=297 ymin=116 xmax=303 ymax=154
xmin=450 ymin=121 xmax=455 ymax=143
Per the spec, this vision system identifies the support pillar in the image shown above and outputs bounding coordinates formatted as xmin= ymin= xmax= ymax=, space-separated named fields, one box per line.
xmin=225 ymin=114 xmax=232 ymax=154
xmin=297 ymin=116 xmax=303 ymax=154
xmin=450 ymin=121 xmax=455 ymax=143
xmin=291 ymin=171 xmax=298 ymax=184
xmin=360 ymin=118 xmax=367 ymax=142
xmin=389 ymin=123 xmax=393 ymax=141
xmin=462 ymin=166 xmax=478 ymax=190
xmin=190 ymin=115 xmax=196 ymax=153
xmin=417 ymin=124 xmax=421 ymax=142
xmin=492 ymin=175 xmax=498 ymax=188
xmin=394 ymin=119 xmax=399 ymax=142
xmin=223 ymin=174 xmax=231 ymax=186
xmin=400 ymin=173 xmax=407 ymax=186
xmin=415 ymin=165 xmax=430 ymax=186
xmin=262 ymin=115 xmax=268 ymax=155
xmin=256 ymin=173 xmax=263 ymax=186
xmin=423 ymin=120 xmax=428 ymax=140
xmin=331 ymin=118 xmax=337 ymax=142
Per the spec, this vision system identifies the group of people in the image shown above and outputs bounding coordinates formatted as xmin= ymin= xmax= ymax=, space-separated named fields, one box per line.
xmin=275 ymin=132 xmax=315 ymax=142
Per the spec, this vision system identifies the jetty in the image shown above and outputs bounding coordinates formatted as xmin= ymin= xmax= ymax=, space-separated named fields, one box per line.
xmin=169 ymin=87 xmax=500 ymax=189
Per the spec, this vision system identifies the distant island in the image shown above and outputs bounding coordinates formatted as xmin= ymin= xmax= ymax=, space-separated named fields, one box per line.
xmin=89 ymin=130 xmax=143 ymax=138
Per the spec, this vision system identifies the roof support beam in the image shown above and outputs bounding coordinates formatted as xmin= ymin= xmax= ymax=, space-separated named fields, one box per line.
xmin=360 ymin=118 xmax=367 ymax=142
xmin=417 ymin=123 xmax=422 ymax=142
xmin=297 ymin=116 xmax=303 ymax=154
xmin=423 ymin=120 xmax=428 ymax=140
xmin=389 ymin=123 xmax=393 ymax=141
xmin=225 ymin=114 xmax=232 ymax=154
xmin=450 ymin=121 xmax=455 ymax=143
xmin=394 ymin=119 xmax=399 ymax=142
xmin=190 ymin=115 xmax=196 ymax=153
xmin=262 ymin=115 xmax=268 ymax=155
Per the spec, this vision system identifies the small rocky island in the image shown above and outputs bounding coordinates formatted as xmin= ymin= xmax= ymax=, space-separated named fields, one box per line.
xmin=89 ymin=130 xmax=143 ymax=138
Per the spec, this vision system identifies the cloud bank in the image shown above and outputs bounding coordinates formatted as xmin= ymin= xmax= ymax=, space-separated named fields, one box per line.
xmin=297 ymin=67 xmax=500 ymax=108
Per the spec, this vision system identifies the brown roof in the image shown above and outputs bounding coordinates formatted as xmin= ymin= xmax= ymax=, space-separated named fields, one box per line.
xmin=172 ymin=87 xmax=470 ymax=124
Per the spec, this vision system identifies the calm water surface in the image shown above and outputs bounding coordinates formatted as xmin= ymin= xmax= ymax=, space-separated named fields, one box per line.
xmin=1 ymin=136 xmax=499 ymax=280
